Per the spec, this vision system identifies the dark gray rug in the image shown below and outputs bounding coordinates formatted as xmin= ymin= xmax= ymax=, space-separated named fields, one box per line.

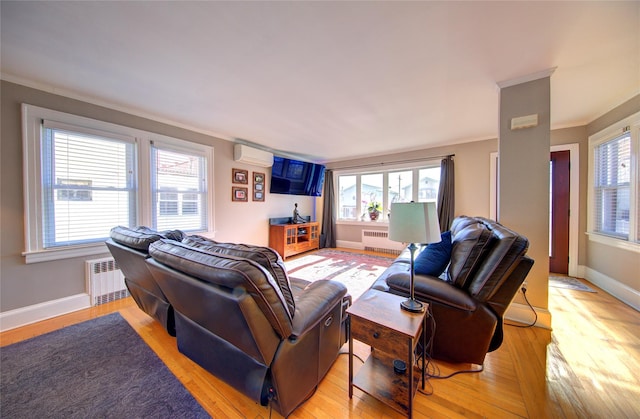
xmin=549 ymin=276 xmax=596 ymax=292
xmin=1 ymin=313 xmax=209 ymax=418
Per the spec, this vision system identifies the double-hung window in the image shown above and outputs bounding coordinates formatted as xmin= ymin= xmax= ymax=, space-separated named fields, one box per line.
xmin=22 ymin=104 xmax=214 ymax=263
xmin=150 ymin=143 xmax=208 ymax=231
xmin=588 ymin=111 xmax=640 ymax=249
xmin=41 ymin=121 xmax=136 ymax=248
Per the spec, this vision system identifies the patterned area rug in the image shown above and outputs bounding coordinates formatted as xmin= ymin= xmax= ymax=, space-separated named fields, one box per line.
xmin=285 ymin=249 xmax=395 ymax=300
xmin=1 ymin=313 xmax=208 ymax=418
xmin=549 ymin=276 xmax=596 ymax=292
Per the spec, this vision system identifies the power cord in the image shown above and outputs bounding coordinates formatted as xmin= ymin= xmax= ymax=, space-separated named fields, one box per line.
xmin=505 ymin=284 xmax=537 ymax=328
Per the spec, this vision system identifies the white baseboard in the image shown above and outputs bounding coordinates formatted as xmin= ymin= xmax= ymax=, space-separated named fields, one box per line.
xmin=505 ymin=302 xmax=552 ymax=330
xmin=583 ymin=266 xmax=640 ymax=312
xmin=336 ymin=240 xmax=364 ymax=250
xmin=0 ymin=294 xmax=91 ymax=332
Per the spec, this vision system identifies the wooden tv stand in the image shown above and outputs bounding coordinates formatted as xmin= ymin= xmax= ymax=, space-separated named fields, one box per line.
xmin=269 ymin=221 xmax=319 ymax=259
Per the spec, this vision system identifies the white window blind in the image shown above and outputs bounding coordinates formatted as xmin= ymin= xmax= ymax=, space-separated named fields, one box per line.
xmin=151 ymin=144 xmax=208 ymax=232
xmin=593 ymin=132 xmax=631 ymax=239
xmin=42 ymin=120 xmax=136 ymax=248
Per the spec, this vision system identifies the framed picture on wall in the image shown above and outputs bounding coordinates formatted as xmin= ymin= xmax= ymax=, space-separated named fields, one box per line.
xmin=253 ymin=171 xmax=265 ymax=202
xmin=232 ymin=186 xmax=248 ymax=202
xmin=232 ymin=168 xmax=248 ymax=184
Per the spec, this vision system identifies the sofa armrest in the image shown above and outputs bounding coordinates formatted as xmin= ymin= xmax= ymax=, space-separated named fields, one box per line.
xmin=386 ymin=272 xmax=477 ymax=312
xmin=290 ymin=280 xmax=347 ymax=338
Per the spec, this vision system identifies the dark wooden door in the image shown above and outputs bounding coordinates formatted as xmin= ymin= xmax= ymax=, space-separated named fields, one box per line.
xmin=550 ymin=151 xmax=570 ymax=274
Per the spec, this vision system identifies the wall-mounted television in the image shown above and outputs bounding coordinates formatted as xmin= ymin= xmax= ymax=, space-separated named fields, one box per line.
xmin=270 ymin=156 xmax=326 ymax=197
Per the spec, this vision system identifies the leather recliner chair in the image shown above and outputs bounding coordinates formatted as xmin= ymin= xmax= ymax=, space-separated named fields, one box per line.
xmin=145 ymin=238 xmax=349 ymax=417
xmin=106 ymin=226 xmax=184 ymax=336
xmin=371 ymin=216 xmax=534 ymax=365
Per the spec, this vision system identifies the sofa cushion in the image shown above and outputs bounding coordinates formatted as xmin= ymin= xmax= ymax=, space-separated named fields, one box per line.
xmin=110 ymin=226 xmax=184 ymax=251
xmin=181 ymin=236 xmax=296 ymax=316
xmin=149 ymin=239 xmax=293 ymax=337
xmin=447 ymin=222 xmax=495 ymax=289
xmin=414 ymin=231 xmax=452 ymax=277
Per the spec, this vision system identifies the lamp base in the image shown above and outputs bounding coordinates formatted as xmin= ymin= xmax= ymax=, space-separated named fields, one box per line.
xmin=401 ymin=298 xmax=425 ymax=313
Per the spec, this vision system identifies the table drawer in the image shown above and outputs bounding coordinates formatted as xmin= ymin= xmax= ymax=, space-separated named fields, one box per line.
xmin=351 ymin=316 xmax=408 ymax=360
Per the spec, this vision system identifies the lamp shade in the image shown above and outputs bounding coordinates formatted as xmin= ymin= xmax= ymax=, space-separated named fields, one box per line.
xmin=388 ymin=202 xmax=441 ymax=244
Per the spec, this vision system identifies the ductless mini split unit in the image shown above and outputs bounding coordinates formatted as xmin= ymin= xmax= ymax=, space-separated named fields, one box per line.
xmin=233 ymin=144 xmax=274 ymax=167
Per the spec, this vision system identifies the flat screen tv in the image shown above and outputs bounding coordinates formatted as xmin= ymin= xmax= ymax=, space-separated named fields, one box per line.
xmin=270 ymin=156 xmax=326 ymax=197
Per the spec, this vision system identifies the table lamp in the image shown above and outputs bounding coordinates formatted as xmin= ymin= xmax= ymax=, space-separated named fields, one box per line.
xmin=388 ymin=202 xmax=441 ymax=313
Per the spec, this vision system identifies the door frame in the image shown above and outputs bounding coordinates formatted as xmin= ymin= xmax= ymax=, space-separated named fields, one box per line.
xmin=490 ymin=143 xmax=579 ymax=277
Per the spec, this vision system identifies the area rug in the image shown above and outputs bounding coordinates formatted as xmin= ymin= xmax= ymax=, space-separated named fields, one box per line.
xmin=549 ymin=276 xmax=596 ymax=292
xmin=285 ymin=249 xmax=395 ymax=300
xmin=1 ymin=313 xmax=209 ymax=418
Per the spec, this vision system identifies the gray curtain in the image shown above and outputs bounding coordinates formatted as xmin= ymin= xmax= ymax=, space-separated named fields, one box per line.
xmin=437 ymin=155 xmax=455 ymax=232
xmin=320 ymin=170 xmax=336 ymax=248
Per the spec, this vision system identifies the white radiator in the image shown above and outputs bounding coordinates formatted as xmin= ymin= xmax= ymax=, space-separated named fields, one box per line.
xmin=85 ymin=257 xmax=128 ymax=306
xmin=361 ymin=229 xmax=405 ymax=255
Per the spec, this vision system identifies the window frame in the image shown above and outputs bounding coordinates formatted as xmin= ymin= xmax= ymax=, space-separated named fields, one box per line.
xmin=22 ymin=104 xmax=215 ymax=263
xmin=587 ymin=110 xmax=640 ymax=253
xmin=334 ymin=160 xmax=441 ymax=225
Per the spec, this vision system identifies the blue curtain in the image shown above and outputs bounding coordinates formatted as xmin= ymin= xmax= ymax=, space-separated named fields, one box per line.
xmin=437 ymin=156 xmax=455 ymax=232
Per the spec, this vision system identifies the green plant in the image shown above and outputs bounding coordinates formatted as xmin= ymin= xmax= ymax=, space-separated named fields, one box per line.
xmin=367 ymin=200 xmax=382 ymax=214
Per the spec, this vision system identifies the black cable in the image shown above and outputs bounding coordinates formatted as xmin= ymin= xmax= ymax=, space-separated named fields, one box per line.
xmin=505 ymin=286 xmax=537 ymax=328
xmin=339 ymin=350 xmax=364 ymax=364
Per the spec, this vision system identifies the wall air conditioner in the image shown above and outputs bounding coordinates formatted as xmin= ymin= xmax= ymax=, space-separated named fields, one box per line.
xmin=233 ymin=144 xmax=274 ymax=167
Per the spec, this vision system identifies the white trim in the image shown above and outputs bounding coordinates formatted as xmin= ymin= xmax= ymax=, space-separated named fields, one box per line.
xmin=584 ymin=267 xmax=640 ymax=312
xmin=491 ymin=144 xmax=580 ymax=277
xmin=3 ymin=73 xmax=234 ymax=144
xmin=21 ymin=104 xmax=216 ymax=262
xmin=551 ymin=143 xmax=580 ymax=277
xmin=587 ymin=110 xmax=640 ymax=245
xmin=336 ymin=240 xmax=364 ymax=251
xmin=489 ymin=152 xmax=498 ymax=219
xmin=505 ymin=302 xmax=552 ymax=330
xmin=586 ymin=232 xmax=640 ymax=253
xmin=496 ymin=67 xmax=557 ymax=89
xmin=23 ymin=243 xmax=110 ymax=264
xmin=0 ymin=294 xmax=91 ymax=332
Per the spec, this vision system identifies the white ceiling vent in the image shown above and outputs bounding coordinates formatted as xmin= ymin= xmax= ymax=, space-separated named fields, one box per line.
xmin=233 ymin=144 xmax=274 ymax=167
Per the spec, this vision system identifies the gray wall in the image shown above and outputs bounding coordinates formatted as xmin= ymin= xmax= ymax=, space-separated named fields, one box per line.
xmin=585 ymin=95 xmax=640 ymax=292
xmin=2 ymin=80 xmax=638 ymax=321
xmin=498 ymin=77 xmax=551 ymax=310
xmin=0 ymin=81 xmax=315 ymax=313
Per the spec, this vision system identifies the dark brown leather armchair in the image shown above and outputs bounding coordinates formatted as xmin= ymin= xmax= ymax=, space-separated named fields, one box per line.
xmin=106 ymin=226 xmax=184 ymax=336
xmin=145 ymin=238 xmax=349 ymax=417
xmin=372 ymin=216 xmax=533 ymax=365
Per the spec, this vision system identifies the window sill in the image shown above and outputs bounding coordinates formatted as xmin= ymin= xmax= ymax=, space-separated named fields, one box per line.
xmin=23 ymin=243 xmax=110 ymax=264
xmin=586 ymin=232 xmax=640 ymax=254
xmin=337 ymin=220 xmax=389 ymax=226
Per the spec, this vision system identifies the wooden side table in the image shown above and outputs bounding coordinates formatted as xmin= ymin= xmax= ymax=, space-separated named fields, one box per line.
xmin=347 ymin=289 xmax=427 ymax=418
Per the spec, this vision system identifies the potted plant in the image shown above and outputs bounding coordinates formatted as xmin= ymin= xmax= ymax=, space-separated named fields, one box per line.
xmin=367 ymin=200 xmax=382 ymax=221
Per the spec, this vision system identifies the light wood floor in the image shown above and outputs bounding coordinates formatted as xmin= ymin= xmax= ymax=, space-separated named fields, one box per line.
xmin=2 ymin=259 xmax=639 ymax=418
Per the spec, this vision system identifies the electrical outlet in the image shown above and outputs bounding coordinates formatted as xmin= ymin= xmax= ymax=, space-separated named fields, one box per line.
xmin=521 ymin=280 xmax=528 ymax=293
xmin=522 ymin=280 xmax=528 ymax=289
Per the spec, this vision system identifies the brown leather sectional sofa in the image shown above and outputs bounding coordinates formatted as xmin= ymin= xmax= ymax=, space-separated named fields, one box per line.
xmin=371 ymin=216 xmax=534 ymax=365
xmin=107 ymin=227 xmax=350 ymax=417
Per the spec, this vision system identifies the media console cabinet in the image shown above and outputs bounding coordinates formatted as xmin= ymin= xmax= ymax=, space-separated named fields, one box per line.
xmin=269 ymin=218 xmax=319 ymax=259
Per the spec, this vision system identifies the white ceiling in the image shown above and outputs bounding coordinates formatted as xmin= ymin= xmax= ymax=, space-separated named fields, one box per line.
xmin=1 ymin=1 xmax=639 ymax=162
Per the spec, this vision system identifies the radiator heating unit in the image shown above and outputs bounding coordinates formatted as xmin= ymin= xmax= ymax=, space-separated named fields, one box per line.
xmin=361 ymin=229 xmax=406 ymax=255
xmin=85 ymin=257 xmax=129 ymax=306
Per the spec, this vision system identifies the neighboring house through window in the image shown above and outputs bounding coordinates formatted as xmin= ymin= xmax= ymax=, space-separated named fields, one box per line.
xmin=336 ymin=163 xmax=440 ymax=222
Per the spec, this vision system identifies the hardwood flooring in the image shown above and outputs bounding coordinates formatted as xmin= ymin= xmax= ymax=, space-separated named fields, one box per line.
xmin=2 ymin=262 xmax=639 ymax=418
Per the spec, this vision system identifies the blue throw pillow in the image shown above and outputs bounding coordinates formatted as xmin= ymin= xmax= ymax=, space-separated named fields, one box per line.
xmin=413 ymin=231 xmax=452 ymax=277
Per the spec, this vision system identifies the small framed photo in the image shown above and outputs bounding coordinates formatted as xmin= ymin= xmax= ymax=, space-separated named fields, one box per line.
xmin=253 ymin=172 xmax=265 ymax=202
xmin=232 ymin=186 xmax=248 ymax=202
xmin=232 ymin=168 xmax=248 ymax=184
